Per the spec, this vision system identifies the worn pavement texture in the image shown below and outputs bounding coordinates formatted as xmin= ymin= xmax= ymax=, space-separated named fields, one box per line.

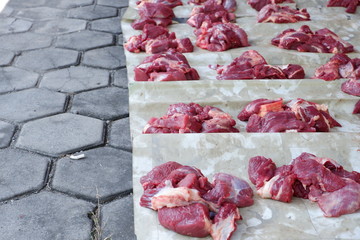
xmin=0 ymin=0 xmax=135 ymax=239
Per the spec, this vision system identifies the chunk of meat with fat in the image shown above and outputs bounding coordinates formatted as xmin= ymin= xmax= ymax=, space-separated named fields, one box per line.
xmin=257 ymin=4 xmax=310 ymax=23
xmin=327 ymin=0 xmax=360 ymax=13
xmin=210 ymin=203 xmax=241 ymax=240
xmin=132 ymin=3 xmax=174 ymax=30
xmin=247 ymin=0 xmax=294 ymax=11
xmin=248 ymin=156 xmax=277 ymax=188
xmin=341 ymin=78 xmax=360 ymax=96
xmin=137 ymin=0 xmax=183 ymax=8
xmin=238 ymin=98 xmax=283 ymax=121
xmin=195 ymin=22 xmax=249 ymax=51
xmin=189 ymin=0 xmax=237 ymax=12
xmin=203 ymin=173 xmax=254 ymax=207
xmin=354 ymin=100 xmax=360 ymax=114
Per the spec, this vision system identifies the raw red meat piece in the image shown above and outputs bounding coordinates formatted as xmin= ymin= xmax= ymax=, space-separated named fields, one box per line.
xmin=354 ymin=100 xmax=360 ymax=114
xmin=158 ymin=203 xmax=213 ymax=237
xmin=246 ymin=111 xmax=316 ymax=132
xmin=137 ymin=0 xmax=183 ymax=8
xmin=195 ymin=22 xmax=249 ymax=51
xmin=237 ymin=98 xmax=283 ymax=121
xmin=203 ymin=173 xmax=254 ymax=207
xmin=257 ymin=4 xmax=310 ymax=23
xmin=187 ymin=0 xmax=236 ymax=28
xmin=271 ymin=25 xmax=354 ymax=54
xmin=341 ymin=78 xmax=360 ymax=96
xmin=247 ymin=0 xmax=294 ymax=11
xmin=317 ymin=179 xmax=360 ymax=217
xmin=134 ymin=50 xmax=199 ymax=82
xmin=315 ymin=157 xmax=360 ymax=183
xmin=125 ymin=25 xmax=193 ymax=54
xmin=286 ymin=98 xmax=342 ymax=132
xmin=211 ymin=203 xmax=241 ymax=240
xmin=327 ymin=0 xmax=360 ymax=13
xmin=189 ymin=0 xmax=237 ymax=12
xmin=143 ymin=102 xmax=239 ymax=133
xmin=132 ymin=3 xmax=174 ymax=30
xmin=213 ymin=50 xmax=305 ymax=80
xmin=248 ymin=156 xmax=277 ymax=188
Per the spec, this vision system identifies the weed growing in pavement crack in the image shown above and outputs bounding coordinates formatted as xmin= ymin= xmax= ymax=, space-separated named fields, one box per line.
xmin=89 ymin=192 xmax=112 ymax=240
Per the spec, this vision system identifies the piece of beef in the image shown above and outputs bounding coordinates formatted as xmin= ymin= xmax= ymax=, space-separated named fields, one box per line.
xmin=189 ymin=0 xmax=237 ymax=12
xmin=247 ymin=0 xmax=294 ymax=11
xmin=286 ymin=98 xmax=342 ymax=132
xmin=248 ymin=156 xmax=277 ymax=188
xmin=341 ymin=78 xmax=360 ymax=96
xmin=246 ymin=111 xmax=316 ymax=132
xmin=187 ymin=0 xmax=236 ymax=28
xmin=158 ymin=203 xmax=213 ymax=237
xmin=354 ymin=100 xmax=360 ymax=114
xmin=203 ymin=173 xmax=254 ymax=208
xmin=213 ymin=50 xmax=305 ymax=80
xmin=257 ymin=4 xmax=310 ymax=23
xmin=134 ymin=50 xmax=199 ymax=82
xmin=210 ymin=203 xmax=241 ymax=240
xmin=132 ymin=3 xmax=174 ymax=30
xmin=271 ymin=25 xmax=354 ymax=54
xmin=125 ymin=25 xmax=193 ymax=54
xmin=237 ymin=98 xmax=283 ymax=121
xmin=317 ymin=179 xmax=360 ymax=217
xmin=195 ymin=22 xmax=249 ymax=51
xmin=143 ymin=102 xmax=239 ymax=133
xmin=257 ymin=165 xmax=296 ymax=202
xmin=137 ymin=0 xmax=183 ymax=8
xmin=315 ymin=157 xmax=360 ymax=183
xmin=327 ymin=0 xmax=360 ymax=13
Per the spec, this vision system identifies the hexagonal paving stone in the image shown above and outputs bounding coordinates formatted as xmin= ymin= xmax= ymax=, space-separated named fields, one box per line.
xmin=15 ymin=48 xmax=79 ymax=72
xmin=0 ymin=6 xmax=14 ymax=17
xmin=67 ymin=5 xmax=117 ymax=20
xmin=0 ymin=191 xmax=93 ymax=240
xmin=118 ymin=34 xmax=124 ymax=46
xmin=0 ymin=148 xmax=49 ymax=200
xmin=40 ymin=66 xmax=109 ymax=93
xmin=32 ymin=18 xmax=87 ymax=35
xmin=0 ymin=121 xmax=15 ymax=148
xmin=52 ymin=147 xmax=132 ymax=202
xmin=0 ymin=32 xmax=52 ymax=52
xmin=0 ymin=88 xmax=66 ymax=123
xmin=7 ymin=0 xmax=47 ymax=8
xmin=108 ymin=117 xmax=131 ymax=151
xmin=102 ymin=195 xmax=136 ymax=240
xmin=16 ymin=113 xmax=104 ymax=156
xmin=55 ymin=30 xmax=113 ymax=51
xmin=0 ymin=67 xmax=39 ymax=94
xmin=113 ymin=68 xmax=128 ymax=88
xmin=0 ymin=49 xmax=15 ymax=66
xmin=71 ymin=87 xmax=128 ymax=120
xmin=45 ymin=0 xmax=94 ymax=9
xmin=98 ymin=0 xmax=129 ymax=8
xmin=83 ymin=46 xmax=125 ymax=69
xmin=90 ymin=16 xmax=122 ymax=34
xmin=0 ymin=18 xmax=32 ymax=34
xmin=15 ymin=7 xmax=66 ymax=20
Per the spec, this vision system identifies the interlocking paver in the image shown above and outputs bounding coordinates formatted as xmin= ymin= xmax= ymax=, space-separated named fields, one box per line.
xmin=40 ymin=66 xmax=109 ymax=93
xmin=0 ymin=88 xmax=66 ymax=123
xmin=108 ymin=117 xmax=131 ymax=151
xmin=0 ymin=121 xmax=15 ymax=148
xmin=0 ymin=191 xmax=93 ymax=240
xmin=118 ymin=34 xmax=124 ymax=45
xmin=98 ymin=0 xmax=129 ymax=8
xmin=0 ymin=18 xmax=32 ymax=34
xmin=32 ymin=18 xmax=87 ymax=35
xmin=15 ymin=7 xmax=66 ymax=20
xmin=46 ymin=0 xmax=94 ymax=9
xmin=0 ymin=32 xmax=52 ymax=52
xmin=83 ymin=46 xmax=125 ymax=69
xmin=15 ymin=48 xmax=79 ymax=72
xmin=102 ymin=195 xmax=136 ymax=240
xmin=90 ymin=16 xmax=122 ymax=34
xmin=0 ymin=67 xmax=39 ymax=94
xmin=0 ymin=6 xmax=14 ymax=17
xmin=71 ymin=87 xmax=128 ymax=120
xmin=113 ymin=68 xmax=128 ymax=88
xmin=0 ymin=148 xmax=48 ymax=200
xmin=7 ymin=0 xmax=46 ymax=8
xmin=68 ymin=5 xmax=117 ymax=20
xmin=16 ymin=113 xmax=104 ymax=156
xmin=55 ymin=30 xmax=113 ymax=51
xmin=53 ymin=147 xmax=132 ymax=202
xmin=0 ymin=49 xmax=15 ymax=66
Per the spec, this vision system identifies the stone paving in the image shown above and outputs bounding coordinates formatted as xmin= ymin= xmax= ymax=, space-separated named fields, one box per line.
xmin=0 ymin=0 xmax=135 ymax=239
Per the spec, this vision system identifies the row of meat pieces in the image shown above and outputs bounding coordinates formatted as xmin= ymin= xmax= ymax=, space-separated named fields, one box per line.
xmin=141 ymin=98 xmax=351 ymax=134
xmin=140 ymin=152 xmax=360 ymax=239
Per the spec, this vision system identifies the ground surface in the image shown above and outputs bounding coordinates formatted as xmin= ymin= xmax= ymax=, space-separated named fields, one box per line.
xmin=0 ymin=0 xmax=135 ymax=239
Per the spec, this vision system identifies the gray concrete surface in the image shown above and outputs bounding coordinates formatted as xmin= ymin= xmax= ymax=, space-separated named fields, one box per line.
xmin=0 ymin=0 xmax=134 ymax=239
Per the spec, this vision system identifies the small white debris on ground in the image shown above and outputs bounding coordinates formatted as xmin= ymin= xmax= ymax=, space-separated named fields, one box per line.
xmin=69 ymin=153 xmax=86 ymax=160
